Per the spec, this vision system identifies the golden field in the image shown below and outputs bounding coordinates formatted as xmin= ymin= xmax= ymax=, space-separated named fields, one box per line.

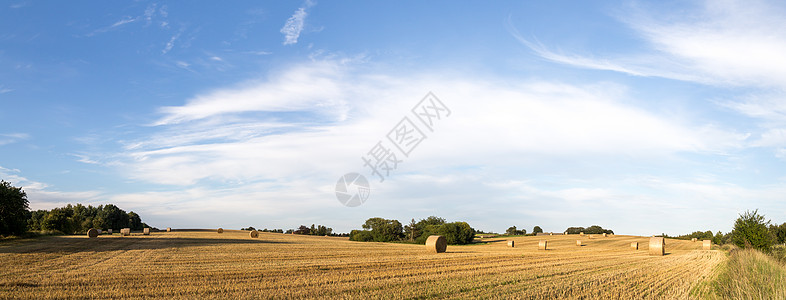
xmin=0 ymin=231 xmax=725 ymax=299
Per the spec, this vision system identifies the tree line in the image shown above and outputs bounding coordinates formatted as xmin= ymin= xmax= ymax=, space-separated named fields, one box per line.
xmin=0 ymin=180 xmax=150 ymax=237
xmin=349 ymin=216 xmax=476 ymax=245
xmin=242 ymin=225 xmax=350 ymax=237
xmin=672 ymin=210 xmax=786 ymax=253
xmin=503 ymin=225 xmax=614 ymax=236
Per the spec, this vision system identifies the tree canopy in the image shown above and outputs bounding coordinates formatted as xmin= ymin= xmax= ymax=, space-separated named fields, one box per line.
xmin=0 ymin=180 xmax=29 ymax=236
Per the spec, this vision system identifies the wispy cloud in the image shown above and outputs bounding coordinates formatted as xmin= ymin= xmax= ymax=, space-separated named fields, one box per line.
xmin=0 ymin=133 xmax=29 ymax=146
xmin=511 ymin=0 xmax=786 ymax=161
xmin=112 ymin=17 xmax=137 ymax=28
xmin=0 ymin=165 xmax=103 ymax=210
xmin=511 ymin=1 xmax=786 ymax=89
xmin=280 ymin=0 xmax=315 ymax=45
xmin=91 ymin=57 xmax=758 ymax=233
xmin=85 ymin=3 xmax=169 ymax=37
xmin=162 ymin=32 xmax=180 ymax=54
xmin=0 ymin=85 xmax=13 ymax=94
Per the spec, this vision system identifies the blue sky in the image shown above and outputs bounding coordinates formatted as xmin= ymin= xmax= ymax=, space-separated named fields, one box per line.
xmin=2 ymin=1 xmax=786 ymax=235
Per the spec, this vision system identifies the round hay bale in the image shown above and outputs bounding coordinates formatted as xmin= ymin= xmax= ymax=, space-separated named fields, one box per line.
xmin=649 ymin=237 xmax=665 ymax=256
xmin=217 ymin=228 xmax=224 ymax=234
xmin=121 ymin=228 xmax=131 ymax=236
xmin=143 ymin=228 xmax=150 ymax=235
xmin=576 ymin=240 xmax=582 ymax=246
xmin=425 ymin=235 xmax=447 ymax=253
xmin=579 ymin=232 xmax=584 ymax=236
xmin=87 ymin=228 xmax=99 ymax=238
xmin=691 ymin=238 xmax=697 ymax=242
xmin=602 ymin=233 xmax=607 ymax=237
xmin=108 ymin=229 xmax=112 ymax=234
xmin=167 ymin=227 xmax=171 ymax=232
xmin=631 ymin=242 xmax=639 ymax=250
xmin=249 ymin=230 xmax=259 ymax=238
xmin=507 ymin=240 xmax=515 ymax=247
xmin=549 ymin=233 xmax=553 ymax=236
xmin=702 ymin=240 xmax=712 ymax=250
xmin=538 ymin=240 xmax=548 ymax=250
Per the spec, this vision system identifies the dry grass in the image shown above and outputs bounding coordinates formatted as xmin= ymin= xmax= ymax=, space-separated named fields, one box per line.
xmin=0 ymin=231 xmax=724 ymax=299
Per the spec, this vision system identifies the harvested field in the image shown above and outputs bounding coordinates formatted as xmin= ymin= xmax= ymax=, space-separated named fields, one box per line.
xmin=0 ymin=231 xmax=724 ymax=299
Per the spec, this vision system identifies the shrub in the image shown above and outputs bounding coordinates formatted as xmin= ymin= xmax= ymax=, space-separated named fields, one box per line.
xmin=731 ymin=210 xmax=774 ymax=252
xmin=349 ymin=230 xmax=373 ymax=242
xmin=0 ymin=180 xmax=29 ymax=236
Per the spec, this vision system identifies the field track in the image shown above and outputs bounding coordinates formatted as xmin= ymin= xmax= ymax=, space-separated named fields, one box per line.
xmin=0 ymin=231 xmax=725 ymax=299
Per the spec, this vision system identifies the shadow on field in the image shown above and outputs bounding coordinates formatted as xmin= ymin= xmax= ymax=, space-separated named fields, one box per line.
xmin=0 ymin=236 xmax=290 ymax=254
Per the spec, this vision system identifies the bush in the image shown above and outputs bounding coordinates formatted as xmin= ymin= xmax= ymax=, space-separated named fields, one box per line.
xmin=0 ymin=180 xmax=29 ymax=236
xmin=349 ymin=230 xmax=374 ymax=242
xmin=505 ymin=226 xmax=525 ymax=235
xmin=416 ymin=222 xmax=475 ymax=245
xmin=532 ymin=226 xmax=543 ymax=234
xmin=731 ymin=210 xmax=774 ymax=252
xmin=361 ymin=217 xmax=404 ymax=242
xmin=564 ymin=225 xmax=614 ymax=235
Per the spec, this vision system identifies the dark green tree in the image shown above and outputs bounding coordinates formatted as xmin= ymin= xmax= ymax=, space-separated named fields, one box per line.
xmin=506 ymin=226 xmax=525 ymax=235
xmin=731 ymin=210 xmax=774 ymax=252
xmin=404 ymin=218 xmax=418 ymax=241
xmin=128 ymin=211 xmax=142 ymax=230
xmin=769 ymin=222 xmax=786 ymax=244
xmin=416 ymin=221 xmax=475 ymax=245
xmin=532 ymin=226 xmax=543 ymax=234
xmin=98 ymin=204 xmax=130 ymax=230
xmin=0 ymin=180 xmax=29 ymax=236
xmin=361 ymin=217 xmax=403 ymax=242
xmin=349 ymin=229 xmax=373 ymax=242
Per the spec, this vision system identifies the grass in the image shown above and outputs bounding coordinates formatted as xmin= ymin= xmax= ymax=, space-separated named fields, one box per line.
xmin=694 ymin=246 xmax=786 ymax=299
xmin=0 ymin=231 xmax=725 ymax=299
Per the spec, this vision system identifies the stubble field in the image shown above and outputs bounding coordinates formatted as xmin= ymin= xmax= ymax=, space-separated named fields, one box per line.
xmin=0 ymin=230 xmax=725 ymax=299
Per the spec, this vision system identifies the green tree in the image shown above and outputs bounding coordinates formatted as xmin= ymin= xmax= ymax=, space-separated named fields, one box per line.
xmin=349 ymin=229 xmax=373 ymax=242
xmin=42 ymin=207 xmax=78 ymax=234
xmin=98 ymin=204 xmax=129 ymax=230
xmin=731 ymin=210 xmax=774 ymax=252
xmin=769 ymin=222 xmax=786 ymax=244
xmin=0 ymin=180 xmax=30 ymax=236
xmin=404 ymin=218 xmax=418 ymax=241
xmin=128 ymin=211 xmax=142 ymax=230
xmin=416 ymin=221 xmax=476 ymax=245
xmin=27 ymin=210 xmax=47 ymax=231
xmin=532 ymin=226 xmax=543 ymax=234
xmin=506 ymin=226 xmax=525 ymax=235
xmin=361 ymin=217 xmax=403 ymax=242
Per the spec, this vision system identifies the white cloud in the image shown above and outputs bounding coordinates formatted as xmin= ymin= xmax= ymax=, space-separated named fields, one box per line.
xmin=154 ymin=60 xmax=348 ymax=125
xmin=0 ymin=133 xmax=29 ymax=146
xmin=92 ymin=58 xmax=759 ymax=234
xmin=162 ymin=31 xmax=181 ymax=54
xmin=0 ymin=85 xmax=13 ymax=94
xmin=0 ymin=165 xmax=103 ymax=210
xmin=111 ymin=17 xmax=137 ymax=28
xmin=513 ymin=1 xmax=786 ymax=89
xmin=280 ymin=1 xmax=315 ymax=45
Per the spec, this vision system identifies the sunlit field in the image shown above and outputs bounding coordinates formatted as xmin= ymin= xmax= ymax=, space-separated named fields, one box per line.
xmin=0 ymin=231 xmax=724 ymax=299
